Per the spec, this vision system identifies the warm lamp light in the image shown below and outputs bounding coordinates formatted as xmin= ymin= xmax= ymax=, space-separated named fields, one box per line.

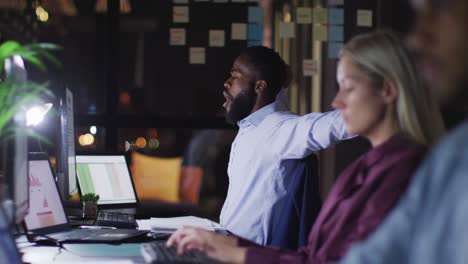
xmin=26 ymin=103 xmax=53 ymax=127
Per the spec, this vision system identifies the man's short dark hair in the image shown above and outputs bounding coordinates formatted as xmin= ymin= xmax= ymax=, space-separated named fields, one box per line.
xmin=239 ymin=46 xmax=288 ymax=101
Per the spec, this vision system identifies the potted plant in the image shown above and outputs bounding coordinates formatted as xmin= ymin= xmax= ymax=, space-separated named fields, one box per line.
xmin=0 ymin=40 xmax=60 ymax=222
xmin=0 ymin=40 xmax=60 ymax=136
xmin=81 ymin=193 xmax=100 ymax=218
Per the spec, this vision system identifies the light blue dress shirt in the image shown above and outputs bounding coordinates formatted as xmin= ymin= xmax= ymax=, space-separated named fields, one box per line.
xmin=339 ymin=121 xmax=468 ymax=264
xmin=219 ymin=100 xmax=347 ymax=244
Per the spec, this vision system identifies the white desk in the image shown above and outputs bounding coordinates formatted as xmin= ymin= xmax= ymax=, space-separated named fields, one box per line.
xmin=17 ymin=236 xmax=146 ymax=264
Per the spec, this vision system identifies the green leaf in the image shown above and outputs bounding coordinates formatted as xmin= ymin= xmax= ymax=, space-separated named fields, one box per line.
xmin=27 ymin=43 xmax=62 ymax=51
xmin=82 ymin=193 xmax=100 ymax=202
xmin=0 ymin=40 xmax=60 ymax=135
xmin=0 ymin=41 xmax=22 ymax=59
xmin=17 ymin=51 xmax=46 ymax=70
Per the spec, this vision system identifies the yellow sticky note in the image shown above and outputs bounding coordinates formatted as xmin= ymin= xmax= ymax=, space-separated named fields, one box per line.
xmin=209 ymin=30 xmax=225 ymax=47
xmin=303 ymin=59 xmax=318 ymax=76
xmin=357 ymin=9 xmax=373 ymax=27
xmin=296 ymin=7 xmax=312 ymax=24
xmin=173 ymin=6 xmax=189 ymax=23
xmin=279 ymin=22 xmax=295 ymax=38
xmin=313 ymin=24 xmax=328 ymax=41
xmin=231 ymin=23 xmax=247 ymax=40
xmin=189 ymin=47 xmax=206 ymax=64
xmin=170 ymin=28 xmax=186 ymax=46
xmin=313 ymin=7 xmax=328 ymax=24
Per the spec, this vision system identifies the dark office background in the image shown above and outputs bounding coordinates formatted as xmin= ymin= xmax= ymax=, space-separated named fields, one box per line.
xmin=0 ymin=0 xmax=414 ymax=218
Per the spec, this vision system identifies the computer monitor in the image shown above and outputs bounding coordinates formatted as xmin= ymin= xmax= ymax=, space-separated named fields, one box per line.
xmin=75 ymin=155 xmax=138 ymax=206
xmin=1 ymin=56 xmax=29 ymax=224
xmin=56 ymin=87 xmax=77 ymax=201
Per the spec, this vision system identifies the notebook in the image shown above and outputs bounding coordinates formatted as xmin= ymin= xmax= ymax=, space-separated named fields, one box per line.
xmin=75 ymin=155 xmax=138 ymax=207
xmin=23 ymin=152 xmax=148 ymax=243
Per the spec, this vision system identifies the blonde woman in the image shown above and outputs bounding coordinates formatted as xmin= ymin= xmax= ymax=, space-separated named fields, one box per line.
xmin=166 ymin=30 xmax=445 ymax=264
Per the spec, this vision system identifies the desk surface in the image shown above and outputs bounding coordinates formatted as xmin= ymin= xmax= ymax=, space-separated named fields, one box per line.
xmin=17 ymin=235 xmax=147 ymax=264
xmin=17 ymin=203 xmax=204 ymax=263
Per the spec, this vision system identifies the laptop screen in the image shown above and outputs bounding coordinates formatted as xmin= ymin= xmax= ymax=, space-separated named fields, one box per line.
xmin=24 ymin=159 xmax=68 ymax=230
xmin=75 ymin=155 xmax=137 ymax=205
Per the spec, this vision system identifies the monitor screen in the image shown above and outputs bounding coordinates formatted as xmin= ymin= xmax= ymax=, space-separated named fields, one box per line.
xmin=76 ymin=155 xmax=137 ymax=205
xmin=56 ymin=87 xmax=77 ymax=200
xmin=25 ymin=159 xmax=68 ymax=230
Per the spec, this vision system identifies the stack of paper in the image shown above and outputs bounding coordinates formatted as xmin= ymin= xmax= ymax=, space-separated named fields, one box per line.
xmin=137 ymin=216 xmax=223 ymax=233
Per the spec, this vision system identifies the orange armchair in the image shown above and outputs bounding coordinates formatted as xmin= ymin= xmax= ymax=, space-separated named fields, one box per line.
xmin=131 ymin=152 xmax=202 ymax=204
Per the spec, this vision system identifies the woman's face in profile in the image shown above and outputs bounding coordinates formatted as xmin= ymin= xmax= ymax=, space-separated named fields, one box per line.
xmin=332 ymin=55 xmax=389 ymax=138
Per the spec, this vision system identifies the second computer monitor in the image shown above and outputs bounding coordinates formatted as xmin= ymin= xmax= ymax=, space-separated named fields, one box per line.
xmin=56 ymin=87 xmax=77 ymax=201
xmin=75 ymin=155 xmax=138 ymax=206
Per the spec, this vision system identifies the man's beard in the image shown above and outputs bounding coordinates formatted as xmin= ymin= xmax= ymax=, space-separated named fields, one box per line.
xmin=225 ymin=88 xmax=256 ymax=125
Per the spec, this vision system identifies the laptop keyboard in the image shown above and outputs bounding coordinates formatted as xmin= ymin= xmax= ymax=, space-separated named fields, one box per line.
xmin=96 ymin=211 xmax=137 ymax=229
xmin=141 ymin=241 xmax=219 ymax=263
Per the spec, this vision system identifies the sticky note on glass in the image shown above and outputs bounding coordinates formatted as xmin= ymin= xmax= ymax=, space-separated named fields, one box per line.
xmin=248 ymin=23 xmax=263 ymax=40
xmin=313 ymin=7 xmax=328 ymax=24
xmin=170 ymin=28 xmax=186 ymax=46
xmin=279 ymin=22 xmax=295 ymax=39
xmin=248 ymin=40 xmax=262 ymax=47
xmin=328 ymin=0 xmax=344 ymax=5
xmin=313 ymin=24 xmax=327 ymax=41
xmin=232 ymin=23 xmax=247 ymax=40
xmin=248 ymin=7 xmax=264 ymax=24
xmin=328 ymin=26 xmax=344 ymax=42
xmin=173 ymin=6 xmax=189 ymax=23
xmin=173 ymin=0 xmax=189 ymax=3
xmin=209 ymin=30 xmax=225 ymax=47
xmin=328 ymin=8 xmax=344 ymax=25
xmin=296 ymin=7 xmax=312 ymax=24
xmin=303 ymin=59 xmax=318 ymax=76
xmin=328 ymin=42 xmax=343 ymax=59
xmin=189 ymin=47 xmax=206 ymax=64
xmin=357 ymin=10 xmax=373 ymax=27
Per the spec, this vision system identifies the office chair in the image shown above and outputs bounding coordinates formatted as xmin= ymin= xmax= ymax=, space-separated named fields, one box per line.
xmin=268 ymin=154 xmax=322 ymax=250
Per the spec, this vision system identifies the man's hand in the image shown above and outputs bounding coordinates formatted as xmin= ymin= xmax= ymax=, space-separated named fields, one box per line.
xmin=166 ymin=226 xmax=246 ymax=263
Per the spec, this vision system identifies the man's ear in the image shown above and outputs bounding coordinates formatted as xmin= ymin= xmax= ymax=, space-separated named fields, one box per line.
xmin=381 ymin=78 xmax=399 ymax=104
xmin=255 ymin=80 xmax=267 ymax=95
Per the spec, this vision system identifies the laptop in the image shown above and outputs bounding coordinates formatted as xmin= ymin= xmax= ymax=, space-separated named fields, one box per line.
xmin=75 ymin=155 xmax=138 ymax=209
xmin=24 ymin=152 xmax=148 ymax=243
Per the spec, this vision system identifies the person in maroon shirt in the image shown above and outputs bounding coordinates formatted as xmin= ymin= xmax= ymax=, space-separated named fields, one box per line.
xmin=166 ymin=30 xmax=445 ymax=263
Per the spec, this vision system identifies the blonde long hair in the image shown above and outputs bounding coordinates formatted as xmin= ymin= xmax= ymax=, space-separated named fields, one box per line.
xmin=341 ymin=30 xmax=445 ymax=146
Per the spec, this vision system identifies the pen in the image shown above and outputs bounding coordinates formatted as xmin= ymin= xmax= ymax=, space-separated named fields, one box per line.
xmin=79 ymin=225 xmax=117 ymax=230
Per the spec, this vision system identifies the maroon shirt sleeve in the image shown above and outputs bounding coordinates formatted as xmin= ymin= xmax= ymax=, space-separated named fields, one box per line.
xmin=237 ymin=236 xmax=261 ymax=248
xmin=245 ymin=246 xmax=309 ymax=264
xmin=243 ymin=135 xmax=424 ymax=264
xmin=330 ymin=154 xmax=423 ymax=260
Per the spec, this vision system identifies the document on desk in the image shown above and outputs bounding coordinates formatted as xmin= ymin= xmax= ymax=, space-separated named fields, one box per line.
xmin=137 ymin=216 xmax=223 ymax=232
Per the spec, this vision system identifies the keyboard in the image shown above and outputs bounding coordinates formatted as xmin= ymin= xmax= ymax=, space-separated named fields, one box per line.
xmin=96 ymin=211 xmax=137 ymax=229
xmin=141 ymin=241 xmax=219 ymax=263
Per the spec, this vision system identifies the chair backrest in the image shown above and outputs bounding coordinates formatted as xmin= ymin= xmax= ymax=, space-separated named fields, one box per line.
xmin=179 ymin=166 xmax=203 ymax=204
xmin=131 ymin=152 xmax=182 ymax=202
xmin=268 ymin=154 xmax=322 ymax=250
